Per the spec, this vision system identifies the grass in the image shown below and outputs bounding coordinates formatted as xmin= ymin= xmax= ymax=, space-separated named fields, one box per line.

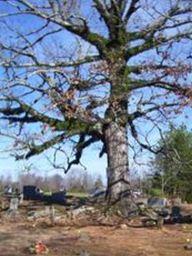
xmin=67 ymin=191 xmax=89 ymax=198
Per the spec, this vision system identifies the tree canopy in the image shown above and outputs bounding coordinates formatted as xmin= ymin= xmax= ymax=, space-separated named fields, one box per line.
xmin=0 ymin=0 xmax=192 ymax=206
xmin=151 ymin=126 xmax=192 ymax=201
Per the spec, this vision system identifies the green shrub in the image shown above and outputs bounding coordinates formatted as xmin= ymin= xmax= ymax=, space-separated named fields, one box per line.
xmin=149 ymin=188 xmax=163 ymax=197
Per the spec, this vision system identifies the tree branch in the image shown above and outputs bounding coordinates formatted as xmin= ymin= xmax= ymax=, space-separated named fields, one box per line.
xmin=64 ymin=134 xmax=99 ymax=173
xmin=16 ymin=133 xmax=65 ymax=160
xmin=13 ymin=0 xmax=109 ymax=52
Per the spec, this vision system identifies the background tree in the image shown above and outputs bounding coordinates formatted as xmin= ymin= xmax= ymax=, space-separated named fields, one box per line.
xmin=0 ymin=0 xmax=192 ymax=210
xmin=151 ymin=126 xmax=192 ymax=201
xmin=11 ymin=170 xmax=98 ymax=193
xmin=94 ymin=175 xmax=104 ymax=191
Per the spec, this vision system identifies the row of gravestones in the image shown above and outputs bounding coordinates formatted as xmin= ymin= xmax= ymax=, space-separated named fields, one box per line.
xmin=8 ymin=196 xmax=57 ymax=225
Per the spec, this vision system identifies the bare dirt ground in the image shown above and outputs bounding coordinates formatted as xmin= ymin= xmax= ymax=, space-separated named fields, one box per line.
xmin=0 ymin=220 xmax=192 ymax=256
xmin=1 ymin=201 xmax=192 ymax=256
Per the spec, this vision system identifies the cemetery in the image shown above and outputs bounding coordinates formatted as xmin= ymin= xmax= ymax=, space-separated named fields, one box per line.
xmin=0 ymin=0 xmax=192 ymax=255
xmin=0 ymin=186 xmax=192 ymax=255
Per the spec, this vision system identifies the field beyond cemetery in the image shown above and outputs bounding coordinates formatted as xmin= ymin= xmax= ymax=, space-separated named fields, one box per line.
xmin=1 ymin=199 xmax=192 ymax=256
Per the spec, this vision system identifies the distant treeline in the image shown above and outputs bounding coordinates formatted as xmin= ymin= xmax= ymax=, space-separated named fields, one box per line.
xmin=0 ymin=169 xmax=104 ymax=193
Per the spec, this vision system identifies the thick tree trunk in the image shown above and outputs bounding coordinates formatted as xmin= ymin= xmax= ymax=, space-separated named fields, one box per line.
xmin=105 ymin=122 xmax=132 ymax=209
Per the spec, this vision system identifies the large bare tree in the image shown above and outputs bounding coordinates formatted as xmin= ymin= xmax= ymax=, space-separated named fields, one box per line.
xmin=0 ymin=0 xmax=192 ymax=209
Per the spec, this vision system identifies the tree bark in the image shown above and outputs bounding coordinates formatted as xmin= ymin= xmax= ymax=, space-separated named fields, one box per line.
xmin=105 ymin=122 xmax=131 ymax=207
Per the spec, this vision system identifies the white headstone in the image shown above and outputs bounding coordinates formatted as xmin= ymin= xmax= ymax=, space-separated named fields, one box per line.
xmin=9 ymin=198 xmax=19 ymax=211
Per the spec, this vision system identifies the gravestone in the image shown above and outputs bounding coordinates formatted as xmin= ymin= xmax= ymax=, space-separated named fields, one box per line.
xmin=45 ymin=205 xmax=55 ymax=225
xmin=19 ymin=193 xmax=24 ymax=204
xmin=148 ymin=197 xmax=167 ymax=208
xmin=8 ymin=198 xmax=19 ymax=219
xmin=9 ymin=198 xmax=19 ymax=211
xmin=171 ymin=206 xmax=182 ymax=222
